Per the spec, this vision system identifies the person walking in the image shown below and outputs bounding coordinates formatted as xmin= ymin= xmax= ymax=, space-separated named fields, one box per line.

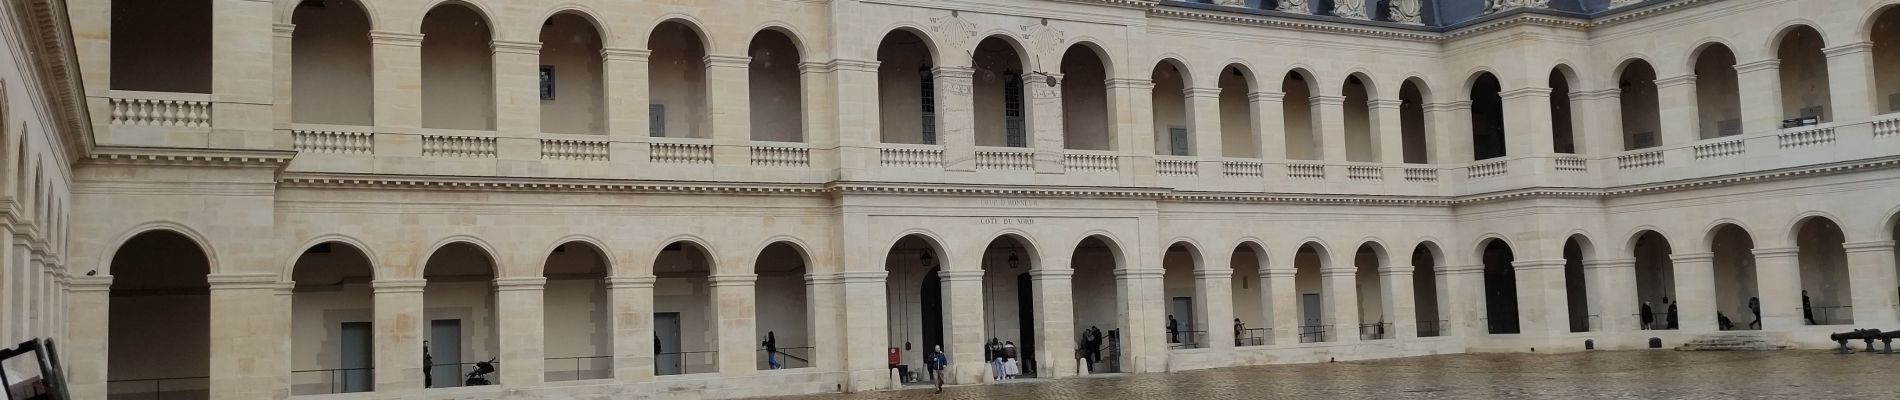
xmin=1002 ymin=341 xmax=1018 ymax=379
xmin=927 ymin=345 xmax=947 ymax=394
xmin=1085 ymin=326 xmax=1101 ymax=367
xmin=1234 ymin=318 xmax=1245 ymax=346
xmin=1802 ymin=290 xmax=1818 ymax=325
xmin=762 ymin=331 xmax=780 ymax=370
xmin=1665 ymin=297 xmax=1678 ymax=330
xmin=1167 ymin=315 xmax=1180 ymax=344
xmin=1748 ymin=297 xmax=1762 ymax=329
xmin=1639 ymin=301 xmax=1654 ymax=330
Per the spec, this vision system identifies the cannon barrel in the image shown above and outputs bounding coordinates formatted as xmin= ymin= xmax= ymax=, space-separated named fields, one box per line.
xmin=1880 ymin=330 xmax=1900 ymax=340
xmin=1831 ymin=329 xmax=1878 ymax=341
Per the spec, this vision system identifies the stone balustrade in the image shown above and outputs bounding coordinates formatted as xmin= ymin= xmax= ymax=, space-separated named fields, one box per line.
xmin=880 ymin=144 xmax=943 ymax=168
xmin=1063 ymin=151 xmax=1118 ymax=173
xmin=1222 ymin=160 xmax=1264 ymax=177
xmin=292 ymin=128 xmax=374 ymax=155
xmin=749 ymin=143 xmax=810 ymax=167
xmin=107 ymin=90 xmax=212 ymax=127
xmin=421 ymin=134 xmax=497 ymax=158
xmin=651 ymin=140 xmax=714 ymax=164
xmin=541 ymin=139 xmax=610 ymax=162
xmin=1286 ymin=163 xmax=1326 ymax=180
xmin=974 ymin=147 xmax=1034 ymax=170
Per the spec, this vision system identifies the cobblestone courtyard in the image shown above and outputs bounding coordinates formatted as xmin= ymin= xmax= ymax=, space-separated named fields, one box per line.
xmin=767 ymin=350 xmax=1900 ymax=399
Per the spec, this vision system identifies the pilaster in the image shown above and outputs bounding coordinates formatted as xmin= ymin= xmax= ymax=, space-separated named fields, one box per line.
xmin=1030 ymin=73 xmax=1066 ymax=173
xmin=1510 ymin=259 xmax=1568 ymax=336
xmin=491 ymin=40 xmax=542 ymax=136
xmin=369 ymin=31 xmax=425 ymax=129
xmin=1823 ymin=42 xmax=1877 ymax=122
xmin=1314 ymin=95 xmax=1348 ymax=163
xmin=825 ymin=59 xmax=882 ymax=174
xmin=1666 ymin=253 xmax=1718 ymax=332
xmin=606 ymin=276 xmax=656 ymax=382
xmin=494 ymin=277 xmax=545 ymax=387
xmin=705 ymin=54 xmax=754 ymax=165
xmin=1655 ymin=75 xmax=1700 ymax=146
xmin=1571 ymin=90 xmax=1622 ymax=154
xmin=1371 ymin=98 xmax=1405 ymax=164
xmin=1113 ymin=267 xmax=1164 ymax=373
xmin=1111 ymin=78 xmax=1157 ymax=186
xmin=1843 ymin=241 xmax=1899 ymax=327
xmin=1499 ymin=87 xmax=1554 ymax=156
xmin=708 ymin=273 xmax=758 ymax=377
xmin=1260 ymin=268 xmax=1300 ymax=344
xmin=935 ymin=66 xmax=978 ymax=172
xmin=1751 ymin=247 xmax=1803 ymax=329
xmin=1028 ymin=268 xmax=1075 ymax=378
xmin=1425 ymin=101 xmax=1472 ymax=163
xmin=1192 ymin=268 xmax=1234 ymax=349
xmin=208 ymin=0 xmax=275 ymax=149
xmin=1734 ymin=60 xmax=1781 ymax=137
xmin=1318 ymin=266 xmax=1358 ymax=342
xmin=1249 ymin=92 xmax=1287 ymax=165
xmin=1377 ymin=265 xmax=1417 ymax=339
xmin=836 ymin=271 xmax=889 ymax=391
xmin=1186 ymin=87 xmax=1224 ymax=160
xmin=371 ymin=279 xmax=427 ymax=392
xmin=938 ymin=269 xmax=985 ymax=383
xmin=602 ymin=48 xmax=650 ymax=138
xmin=64 ymin=276 xmax=111 ymax=400
xmin=206 ymin=273 xmax=284 ymax=400
xmin=1588 ymin=259 xmax=1638 ymax=332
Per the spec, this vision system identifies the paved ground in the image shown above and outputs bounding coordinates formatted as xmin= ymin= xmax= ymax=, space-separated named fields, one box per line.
xmin=762 ymin=350 xmax=1900 ymax=399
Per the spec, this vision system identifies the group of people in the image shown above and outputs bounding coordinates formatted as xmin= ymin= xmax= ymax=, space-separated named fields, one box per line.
xmin=1078 ymin=326 xmax=1106 ymax=371
xmin=1642 ymin=295 xmax=1775 ymax=331
xmin=986 ymin=338 xmax=1022 ymax=381
xmin=1638 ymin=297 xmax=1680 ymax=330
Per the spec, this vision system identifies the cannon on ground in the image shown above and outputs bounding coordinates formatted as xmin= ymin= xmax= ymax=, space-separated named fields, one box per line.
xmin=1829 ymin=329 xmax=1883 ymax=354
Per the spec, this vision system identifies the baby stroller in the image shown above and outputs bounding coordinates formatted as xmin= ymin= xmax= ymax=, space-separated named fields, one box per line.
xmin=463 ymin=357 xmax=498 ymax=386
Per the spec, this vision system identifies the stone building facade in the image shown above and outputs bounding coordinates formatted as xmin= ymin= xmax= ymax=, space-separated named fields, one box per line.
xmin=1 ymin=0 xmax=1899 ymax=399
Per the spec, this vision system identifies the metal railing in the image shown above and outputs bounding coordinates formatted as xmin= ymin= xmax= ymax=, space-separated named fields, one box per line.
xmin=426 ymin=361 xmax=499 ymax=388
xmin=1168 ymin=330 xmax=1206 ymax=349
xmin=106 ymin=376 xmax=208 ymax=400
xmin=545 ymin=356 xmax=612 ymax=382
xmin=655 ymin=350 xmax=718 ymax=375
xmin=1237 ymin=327 xmax=1269 ymax=346
xmin=289 ymin=367 xmax=373 ymax=395
xmin=1359 ymin=323 xmax=1393 ymax=340
xmin=759 ymin=346 xmax=813 ymax=370
xmin=1417 ymin=320 xmax=1446 ymax=337
xmin=1804 ymin=305 xmax=1853 ymax=325
xmin=1299 ymin=325 xmax=1328 ymax=343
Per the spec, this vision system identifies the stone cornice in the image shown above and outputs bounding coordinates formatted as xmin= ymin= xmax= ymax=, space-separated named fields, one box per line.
xmin=1589 ymin=0 xmax=1719 ymax=29
xmin=1668 ymin=252 xmax=1714 ymax=262
xmin=1654 ymin=75 xmax=1696 ymax=88
xmin=17 ymin=0 xmax=94 ymax=166
xmin=1042 ymin=0 xmax=1158 ymax=10
xmin=703 ymin=54 xmax=752 ymax=69
xmin=1842 ymin=241 xmax=1895 ymax=253
xmin=1249 ymin=91 xmax=1285 ymax=102
xmin=1148 ymin=4 xmax=1440 ymax=43
xmin=1443 ymin=12 xmax=1590 ymax=40
xmin=371 ymin=279 xmax=428 ymax=293
xmin=494 ymin=276 xmax=547 ymax=290
xmin=601 ymin=48 xmax=650 ymax=62
xmin=1752 ymin=247 xmax=1800 ymax=257
xmin=1498 ymin=87 xmax=1551 ymax=100
xmin=1183 ymin=87 xmax=1222 ymax=98
xmin=84 ymin=146 xmax=296 ymax=168
xmin=833 ymin=182 xmax=1168 ymax=200
xmin=606 ymin=276 xmax=656 ymax=289
xmin=282 ymin=173 xmax=833 ymax=196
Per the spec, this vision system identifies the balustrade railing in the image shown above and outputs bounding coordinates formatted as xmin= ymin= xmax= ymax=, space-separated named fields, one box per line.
xmin=1286 ymin=163 xmax=1325 ymax=180
xmin=656 ymin=351 xmax=719 ymax=376
xmin=1346 ymin=165 xmax=1382 ymax=181
xmin=749 ymin=143 xmax=811 ymax=167
xmin=1467 ymin=160 xmax=1507 ymax=179
xmin=1237 ymin=328 xmax=1269 ymax=346
xmin=974 ymin=147 xmax=1034 ymax=170
xmin=1156 ymin=158 xmax=1198 ymax=176
xmin=1692 ymin=139 xmax=1745 ymax=160
xmin=1298 ymin=325 xmax=1328 ymax=343
xmin=1554 ymin=156 xmax=1587 ymax=172
xmin=1876 ymin=117 xmax=1900 ymax=137
xmin=108 ymin=376 xmax=209 ymax=400
xmin=879 ymin=145 xmax=943 ymax=168
xmin=1404 ymin=167 xmax=1438 ymax=182
xmin=541 ymin=139 xmax=609 ymax=161
xmin=545 ymin=356 xmax=612 ymax=382
xmin=1777 ymin=126 xmax=1836 ymax=148
xmin=651 ymin=141 xmax=714 ymax=164
xmin=1222 ymin=160 xmax=1263 ymax=177
xmin=108 ymin=91 xmax=211 ymax=127
xmin=292 ymin=129 xmax=374 ymax=154
xmin=1359 ymin=323 xmax=1394 ymax=340
xmin=421 ymin=135 xmax=498 ymax=158
xmin=1063 ymin=152 xmax=1118 ymax=172
xmin=1617 ymin=150 xmax=1665 ymax=169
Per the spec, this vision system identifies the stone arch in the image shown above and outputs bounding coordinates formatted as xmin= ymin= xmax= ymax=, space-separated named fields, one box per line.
xmin=1860 ymin=1 xmax=1900 ymax=39
xmin=1354 ymin=239 xmax=1392 ymax=268
xmin=413 ymin=0 xmax=496 ymax=35
xmin=655 ymin=234 xmax=721 ymax=273
xmin=1072 ymin=231 xmax=1130 ymax=270
xmin=1231 ymin=238 xmax=1273 ymax=270
xmin=291 ymin=0 xmax=376 ymax=125
xmin=645 ymin=15 xmax=715 ymax=53
xmin=280 ymin=234 xmax=384 ymax=282
xmin=750 ymin=23 xmax=811 ymax=63
xmin=1701 ymin=219 xmax=1757 ymax=252
xmin=1343 ymin=71 xmax=1380 ymax=99
xmin=882 ymin=229 xmax=954 ymax=272
xmin=1156 ymin=57 xmax=1197 ymax=88
xmin=983 ymin=230 xmax=1045 ymax=269
xmin=1412 ymin=238 xmax=1447 ymax=267
xmin=1766 ymin=20 xmax=1832 ymax=57
xmin=875 ymin=25 xmax=941 ymax=64
xmin=972 ymin=32 xmax=1033 ymax=71
xmin=537 ymin=4 xmax=613 ymax=48
xmin=1220 ymin=61 xmax=1261 ymax=93
xmin=100 ymin=222 xmax=220 ymax=276
xmin=1785 ymin=211 xmax=1847 ymax=247
xmin=1295 ymin=239 xmax=1336 ymax=267
xmin=417 ymin=235 xmax=502 ymax=277
xmin=279 ymin=0 xmax=384 ymax=30
xmin=1467 ymin=71 xmax=1506 ymax=160
xmin=539 ymin=234 xmax=617 ymax=276
xmin=1621 ymin=225 xmax=1674 ymax=254
xmin=1066 ymin=37 xmax=1116 ymax=77
xmin=1470 ymin=234 xmax=1514 ymax=264
xmin=1685 ymin=38 xmax=1741 ymax=73
xmin=1166 ymin=238 xmax=1209 ymax=269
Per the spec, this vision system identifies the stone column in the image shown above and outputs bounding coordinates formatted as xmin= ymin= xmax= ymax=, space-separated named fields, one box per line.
xmin=1372 ymin=98 xmax=1405 ymax=164
xmin=939 ymin=269 xmax=985 ymax=383
xmin=1426 ymin=102 xmax=1471 ymax=163
xmin=1843 ymin=241 xmax=1899 ymax=327
xmin=1029 ymin=268 xmax=1076 ymax=378
xmin=491 ymin=41 xmax=541 ymax=135
xmin=1669 ymin=253 xmax=1719 ymax=332
xmin=804 ymin=272 xmax=845 ymax=371
xmin=705 ymin=55 xmax=753 ymax=164
xmin=10 ymin=236 xmax=28 ymax=342
xmin=371 ymin=279 xmax=426 ymax=391
xmin=1030 ymin=73 xmax=1066 ymax=173
xmin=271 ymin=23 xmax=294 ymax=128
xmin=1591 ymin=259 xmax=1638 ymax=332
xmin=1441 ymin=264 xmax=1483 ymax=336
xmin=802 ymin=62 xmax=838 ymax=164
xmin=1315 ymin=95 xmax=1349 ymax=163
xmin=602 ymin=48 xmax=649 ymax=138
xmin=607 ymin=276 xmax=655 ymax=382
xmin=206 ymin=273 xmax=284 ymax=400
xmin=1187 ymin=87 xmax=1224 ymax=162
xmin=1751 ymin=248 xmax=1803 ymax=329
xmin=494 ymin=277 xmax=545 ymax=387
xmin=1655 ymin=75 xmax=1700 ymax=145
xmin=1823 ymin=42 xmax=1877 ymax=122
xmin=708 ymin=274 xmax=758 ymax=377
xmin=1261 ymin=268 xmax=1300 ymax=344
xmin=1193 ymin=268 xmax=1235 ymax=349
xmin=209 ymin=0 xmax=273 ymax=149
xmin=1250 ymin=91 xmax=1287 ymax=164
xmin=64 ymin=276 xmax=109 ymax=400
xmin=1734 ymin=61 xmax=1781 ymax=136
xmin=837 ymin=271 xmax=889 ymax=390
xmin=1110 ymin=78 xmax=1156 ymax=185
xmin=1379 ymin=264 xmax=1417 ymax=339
xmin=1571 ymin=90 xmax=1622 ymax=154
xmin=1509 ymin=259 xmax=1566 ymax=336
xmin=370 ymin=31 xmax=425 ymax=129
xmin=1319 ymin=266 xmax=1358 ymax=342
xmin=936 ymin=66 xmax=978 ymax=171
xmin=1114 ymin=267 xmax=1165 ymax=373
xmin=1499 ymin=87 xmax=1554 ymax=156
xmin=830 ymin=60 xmax=883 ymax=173
xmin=0 ymin=212 xmax=16 ymax=344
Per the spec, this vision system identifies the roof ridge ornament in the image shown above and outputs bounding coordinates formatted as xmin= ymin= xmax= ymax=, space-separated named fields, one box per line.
xmin=1389 ymin=0 xmax=1423 ymax=25
xmin=1334 ymin=0 xmax=1367 ymax=19
xmin=1484 ymin=0 xmax=1550 ymax=14
xmin=1276 ymin=0 xmax=1307 ymax=14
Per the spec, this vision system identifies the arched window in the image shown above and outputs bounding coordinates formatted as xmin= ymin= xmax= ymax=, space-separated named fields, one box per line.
xmin=1777 ymin=26 xmax=1832 ymax=123
xmin=1468 ymin=73 xmax=1505 ymax=160
xmin=1617 ymin=60 xmax=1661 ymax=149
xmin=748 ymin=30 xmax=804 ymax=142
xmin=1061 ymin=45 xmax=1112 ymax=150
xmin=876 ymin=30 xmax=936 ymax=144
xmin=1693 ymin=45 xmax=1743 ymax=138
xmin=1220 ymin=66 xmax=1256 ymax=158
xmin=648 ymin=21 xmax=709 ymax=138
xmin=973 ymin=37 xmax=1027 ymax=148
xmin=1152 ymin=61 xmax=1191 ymax=156
xmin=1343 ymin=75 xmax=1374 ymax=162
xmin=1871 ymin=8 xmax=1900 ymax=113
xmin=539 ymin=13 xmax=605 ymax=134
xmin=1548 ymin=68 xmax=1578 ymax=153
xmin=420 ymin=3 xmax=495 ymax=130
xmin=291 ymin=0 xmax=373 ymax=125
xmin=1283 ymin=71 xmax=1320 ymax=160
xmin=1399 ymin=79 xmax=1430 ymax=163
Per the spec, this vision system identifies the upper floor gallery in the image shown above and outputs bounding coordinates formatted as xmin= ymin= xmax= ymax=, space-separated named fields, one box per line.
xmin=72 ymin=0 xmax=1900 ymax=196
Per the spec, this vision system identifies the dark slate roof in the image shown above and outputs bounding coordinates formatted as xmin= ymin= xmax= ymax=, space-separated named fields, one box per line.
xmin=1164 ymin=0 xmax=1668 ymax=30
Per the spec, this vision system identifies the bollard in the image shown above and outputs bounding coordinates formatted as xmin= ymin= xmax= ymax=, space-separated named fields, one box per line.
xmin=1647 ymin=338 xmax=1662 ymax=349
xmin=1076 ymin=358 xmax=1089 ymax=376
xmin=1584 ymin=339 xmax=1594 ymax=350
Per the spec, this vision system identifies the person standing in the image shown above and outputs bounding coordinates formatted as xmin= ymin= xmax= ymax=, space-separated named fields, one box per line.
xmin=988 ymin=338 xmax=1004 ymax=381
xmin=762 ymin=331 xmax=780 ymax=370
xmin=423 ymin=341 xmax=434 ymax=388
xmin=1748 ymin=297 xmax=1762 ymax=329
xmin=1665 ymin=298 xmax=1679 ymax=330
xmin=1802 ymin=290 xmax=1817 ymax=325
xmin=1002 ymin=341 xmax=1018 ymax=379
xmin=1639 ymin=301 xmax=1654 ymax=330
xmin=1085 ymin=326 xmax=1101 ymax=367
xmin=1167 ymin=315 xmax=1179 ymax=344
xmin=928 ymin=345 xmax=947 ymax=394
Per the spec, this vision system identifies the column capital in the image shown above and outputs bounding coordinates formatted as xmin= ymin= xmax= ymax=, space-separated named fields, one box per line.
xmin=1571 ymin=88 xmax=1620 ymax=101
xmin=1259 ymin=268 xmax=1295 ymax=279
xmin=1191 ymin=269 xmax=1231 ymax=279
xmin=207 ymin=273 xmax=279 ymax=290
xmin=804 ymin=272 xmax=844 ymax=285
xmin=798 ymin=61 xmax=830 ymax=74
xmin=1654 ymin=75 xmax=1698 ymax=88
xmin=1510 ymin=259 xmax=1566 ymax=270
xmin=939 ymin=269 xmax=985 ymax=281
xmin=1184 ymin=87 xmax=1223 ymax=98
xmin=1843 ymin=240 xmax=1897 ymax=253
xmin=490 ymin=40 xmax=542 ymax=55
xmin=1114 ymin=268 xmax=1164 ymax=279
xmin=606 ymin=275 xmax=656 ymax=289
xmin=1734 ymin=59 xmax=1780 ymax=73
xmin=601 ymin=48 xmax=650 ymax=62
xmin=1369 ymin=98 xmax=1404 ymax=110
xmin=1752 ymin=246 xmax=1801 ymax=258
xmin=1029 ymin=268 xmax=1074 ymax=280
xmin=821 ymin=58 xmax=878 ymax=73
xmin=1822 ymin=42 xmax=1875 ymax=57
xmin=368 ymin=31 xmax=425 ymax=47
xmin=703 ymin=54 xmax=752 ymax=69
xmin=707 ymin=273 xmax=758 ymax=286
xmin=1106 ymin=78 xmax=1152 ymax=90
xmin=371 ymin=279 xmax=428 ymax=293
xmin=1442 ymin=264 xmax=1485 ymax=274
xmin=1668 ymin=252 xmax=1715 ymax=263
xmin=1376 ymin=264 xmax=1414 ymax=275
xmin=1248 ymin=91 xmax=1285 ymax=102
xmin=1424 ymin=100 xmax=1471 ymax=112
xmin=1317 ymin=266 xmax=1356 ymax=277
xmin=1311 ymin=95 xmax=1346 ymax=106
xmin=1498 ymin=87 xmax=1552 ymax=100
xmin=838 ymin=271 xmax=888 ymax=283
xmin=69 ymin=275 xmax=112 ymax=292
xmin=272 ymin=23 xmax=295 ymax=38
xmin=932 ymin=66 xmax=975 ymax=78
xmin=493 ymin=276 xmax=547 ymax=290
xmin=1586 ymin=258 xmax=1636 ymax=269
